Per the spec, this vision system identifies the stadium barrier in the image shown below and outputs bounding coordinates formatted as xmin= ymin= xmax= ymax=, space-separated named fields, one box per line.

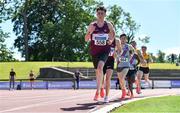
xmin=1 ymin=77 xmax=180 ymax=90
xmin=150 ymin=77 xmax=180 ymax=89
xmin=0 ymin=78 xmax=76 ymax=89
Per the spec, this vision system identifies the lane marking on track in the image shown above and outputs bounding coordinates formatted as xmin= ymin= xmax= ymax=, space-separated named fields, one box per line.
xmin=91 ymin=94 xmax=177 ymax=113
xmin=0 ymin=93 xmax=92 ymax=113
xmin=88 ymin=92 xmax=120 ymax=113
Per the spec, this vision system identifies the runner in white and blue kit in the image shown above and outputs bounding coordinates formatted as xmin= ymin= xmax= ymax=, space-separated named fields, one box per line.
xmin=117 ymin=34 xmax=135 ymax=99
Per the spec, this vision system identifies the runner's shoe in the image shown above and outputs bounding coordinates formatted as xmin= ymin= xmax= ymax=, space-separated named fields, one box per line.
xmin=136 ymin=87 xmax=142 ymax=94
xmin=121 ymin=89 xmax=126 ymax=99
xmin=100 ymin=88 xmax=105 ymax=98
xmin=93 ymin=91 xmax=99 ymax=101
xmin=127 ymin=90 xmax=131 ymax=96
xmin=104 ymin=96 xmax=109 ymax=103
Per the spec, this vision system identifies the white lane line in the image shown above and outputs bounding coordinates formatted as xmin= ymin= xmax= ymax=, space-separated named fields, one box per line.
xmin=1 ymin=95 xmax=64 ymax=100
xmin=87 ymin=92 xmax=120 ymax=113
xmin=0 ymin=90 xmax=87 ymax=100
xmin=0 ymin=93 xmax=92 ymax=113
xmin=0 ymin=92 xmax=74 ymax=99
xmin=0 ymin=90 xmax=91 ymax=99
xmin=91 ymin=94 xmax=176 ymax=113
xmin=0 ymin=93 xmax=78 ymax=103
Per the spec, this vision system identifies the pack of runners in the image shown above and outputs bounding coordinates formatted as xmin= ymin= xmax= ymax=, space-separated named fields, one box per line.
xmin=85 ymin=6 xmax=151 ymax=103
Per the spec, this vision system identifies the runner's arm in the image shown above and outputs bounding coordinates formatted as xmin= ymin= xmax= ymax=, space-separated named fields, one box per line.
xmin=129 ymin=45 xmax=135 ymax=54
xmin=115 ymin=38 xmax=121 ymax=58
xmin=107 ymin=22 xmax=115 ymax=44
xmin=85 ymin=23 xmax=95 ymax=42
xmin=135 ymin=54 xmax=140 ymax=66
xmin=136 ymin=50 xmax=146 ymax=64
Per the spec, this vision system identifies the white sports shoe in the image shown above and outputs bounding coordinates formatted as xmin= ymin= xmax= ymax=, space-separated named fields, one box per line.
xmin=104 ymin=96 xmax=109 ymax=103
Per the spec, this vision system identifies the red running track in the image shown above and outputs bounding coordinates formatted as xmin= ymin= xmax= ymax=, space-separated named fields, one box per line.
xmin=0 ymin=89 xmax=180 ymax=113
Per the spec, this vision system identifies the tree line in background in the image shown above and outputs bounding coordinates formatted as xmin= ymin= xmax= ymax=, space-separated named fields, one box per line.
xmin=0 ymin=0 xmax=16 ymax=61
xmin=150 ymin=50 xmax=180 ymax=63
xmin=0 ymin=0 xmax=141 ymax=61
xmin=0 ymin=0 xmax=179 ymax=63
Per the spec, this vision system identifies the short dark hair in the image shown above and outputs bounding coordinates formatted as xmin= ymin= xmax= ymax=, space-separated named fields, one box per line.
xmin=120 ymin=34 xmax=127 ymax=38
xmin=141 ymin=46 xmax=147 ymax=49
xmin=96 ymin=6 xmax=107 ymax=13
xmin=131 ymin=40 xmax=136 ymax=44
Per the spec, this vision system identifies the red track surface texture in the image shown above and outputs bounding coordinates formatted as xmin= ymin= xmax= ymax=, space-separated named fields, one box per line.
xmin=0 ymin=89 xmax=180 ymax=113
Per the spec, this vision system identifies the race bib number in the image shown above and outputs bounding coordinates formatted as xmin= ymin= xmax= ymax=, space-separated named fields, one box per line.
xmin=129 ymin=67 xmax=135 ymax=70
xmin=141 ymin=60 xmax=148 ymax=67
xmin=119 ymin=57 xmax=128 ymax=62
xmin=92 ymin=34 xmax=108 ymax=46
xmin=109 ymin=47 xmax=115 ymax=56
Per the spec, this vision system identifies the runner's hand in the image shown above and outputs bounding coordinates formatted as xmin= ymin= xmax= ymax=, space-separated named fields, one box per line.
xmin=107 ymin=39 xmax=113 ymax=45
xmin=88 ymin=24 xmax=95 ymax=34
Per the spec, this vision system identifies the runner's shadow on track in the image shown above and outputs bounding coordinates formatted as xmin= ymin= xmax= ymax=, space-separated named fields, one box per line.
xmin=60 ymin=102 xmax=104 ymax=111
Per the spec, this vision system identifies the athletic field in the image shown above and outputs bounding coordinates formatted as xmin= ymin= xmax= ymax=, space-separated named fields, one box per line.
xmin=112 ymin=96 xmax=180 ymax=113
xmin=0 ymin=62 xmax=180 ymax=79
